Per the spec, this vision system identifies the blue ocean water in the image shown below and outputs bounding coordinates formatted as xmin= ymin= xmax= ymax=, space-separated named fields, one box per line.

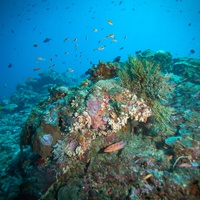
xmin=0 ymin=0 xmax=199 ymax=99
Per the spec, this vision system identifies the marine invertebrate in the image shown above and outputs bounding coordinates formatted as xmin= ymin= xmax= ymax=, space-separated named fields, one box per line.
xmin=118 ymin=56 xmax=173 ymax=133
xmin=41 ymin=134 xmax=53 ymax=146
xmin=118 ymin=56 xmax=173 ymax=100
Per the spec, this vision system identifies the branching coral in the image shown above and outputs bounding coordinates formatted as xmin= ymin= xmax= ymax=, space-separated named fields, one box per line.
xmin=118 ymin=56 xmax=174 ymax=133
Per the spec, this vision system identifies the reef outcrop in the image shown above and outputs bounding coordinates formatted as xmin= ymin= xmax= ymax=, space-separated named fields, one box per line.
xmin=2 ymin=50 xmax=199 ymax=200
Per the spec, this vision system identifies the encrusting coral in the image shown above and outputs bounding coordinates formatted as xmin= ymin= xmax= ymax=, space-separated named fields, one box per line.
xmin=118 ymin=56 xmax=174 ymax=133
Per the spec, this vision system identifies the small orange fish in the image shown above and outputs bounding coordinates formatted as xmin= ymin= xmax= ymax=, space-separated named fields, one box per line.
xmin=167 ymin=155 xmax=173 ymax=162
xmin=104 ymin=141 xmax=126 ymax=152
xmin=107 ymin=20 xmax=113 ymax=25
xmin=112 ymin=39 xmax=117 ymax=43
xmin=143 ymin=174 xmax=152 ymax=181
xmin=34 ymin=67 xmax=42 ymax=71
xmin=93 ymin=28 xmax=98 ymax=32
xmin=148 ymin=157 xmax=155 ymax=162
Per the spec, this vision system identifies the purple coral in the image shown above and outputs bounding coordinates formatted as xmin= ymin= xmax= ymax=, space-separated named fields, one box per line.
xmin=41 ymin=134 xmax=53 ymax=146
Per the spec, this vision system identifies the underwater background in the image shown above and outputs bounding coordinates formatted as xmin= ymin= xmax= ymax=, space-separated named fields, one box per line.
xmin=0 ymin=0 xmax=200 ymax=200
xmin=0 ymin=0 xmax=200 ymax=98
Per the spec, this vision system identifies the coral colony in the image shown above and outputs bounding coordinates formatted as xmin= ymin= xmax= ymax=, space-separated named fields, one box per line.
xmin=1 ymin=50 xmax=200 ymax=199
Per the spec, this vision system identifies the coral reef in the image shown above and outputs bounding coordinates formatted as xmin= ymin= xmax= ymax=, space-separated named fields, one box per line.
xmin=9 ymin=69 xmax=79 ymax=110
xmin=21 ymin=78 xmax=152 ymax=159
xmin=0 ymin=50 xmax=200 ymax=200
xmin=136 ymin=49 xmax=173 ymax=72
xmin=172 ymin=57 xmax=200 ymax=85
